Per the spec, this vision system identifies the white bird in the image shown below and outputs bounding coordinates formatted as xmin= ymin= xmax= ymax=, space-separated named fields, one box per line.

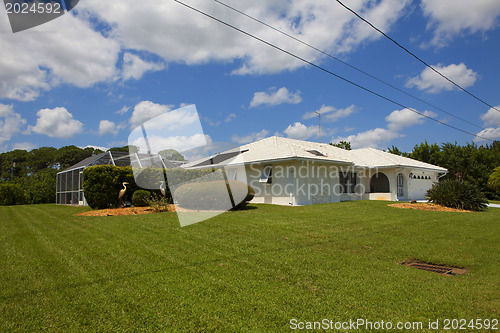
xmin=159 ymin=181 xmax=166 ymax=197
xmin=118 ymin=182 xmax=128 ymax=206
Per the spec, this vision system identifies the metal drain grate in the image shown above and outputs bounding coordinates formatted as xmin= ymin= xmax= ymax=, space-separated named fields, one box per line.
xmin=401 ymin=260 xmax=467 ymax=276
xmin=407 ymin=263 xmax=453 ymax=275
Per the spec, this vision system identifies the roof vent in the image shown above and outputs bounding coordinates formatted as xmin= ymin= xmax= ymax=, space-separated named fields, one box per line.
xmin=307 ymin=150 xmax=326 ymax=157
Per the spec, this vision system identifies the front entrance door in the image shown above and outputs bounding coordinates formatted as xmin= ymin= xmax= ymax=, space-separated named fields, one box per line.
xmin=397 ymin=173 xmax=405 ymax=200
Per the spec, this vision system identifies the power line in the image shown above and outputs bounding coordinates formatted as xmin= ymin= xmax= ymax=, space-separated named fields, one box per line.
xmin=213 ymin=0 xmax=489 ymax=132
xmin=172 ymin=0 xmax=492 ymax=142
xmin=335 ymin=0 xmax=500 ymax=114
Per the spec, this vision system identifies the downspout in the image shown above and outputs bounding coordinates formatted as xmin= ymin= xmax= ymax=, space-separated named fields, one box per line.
xmin=438 ymin=172 xmax=448 ymax=180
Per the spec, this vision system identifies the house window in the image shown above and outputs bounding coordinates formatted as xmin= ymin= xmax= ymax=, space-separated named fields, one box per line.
xmin=259 ymin=165 xmax=272 ymax=184
xmin=340 ymin=172 xmax=357 ymax=193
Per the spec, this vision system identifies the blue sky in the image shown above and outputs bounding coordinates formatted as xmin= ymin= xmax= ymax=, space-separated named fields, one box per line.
xmin=1 ymin=0 xmax=500 ymax=154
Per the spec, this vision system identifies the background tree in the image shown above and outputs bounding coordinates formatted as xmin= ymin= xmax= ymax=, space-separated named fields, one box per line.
xmin=159 ymin=149 xmax=186 ymax=161
xmin=108 ymin=145 xmax=140 ymax=154
xmin=329 ymin=141 xmax=351 ymax=150
xmin=408 ymin=140 xmax=441 ymax=165
xmin=386 ymin=145 xmax=405 ymax=156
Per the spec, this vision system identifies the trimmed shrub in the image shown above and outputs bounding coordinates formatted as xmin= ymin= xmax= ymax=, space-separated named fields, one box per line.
xmin=148 ymin=194 xmax=171 ymax=213
xmin=426 ymin=179 xmax=488 ymax=212
xmin=0 ymin=182 xmax=27 ymax=206
xmin=83 ymin=165 xmax=139 ymax=209
xmin=174 ymin=180 xmax=254 ymax=210
xmin=132 ymin=190 xmax=151 ymax=207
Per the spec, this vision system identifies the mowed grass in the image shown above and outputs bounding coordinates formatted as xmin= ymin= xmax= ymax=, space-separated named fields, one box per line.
xmin=0 ymin=202 xmax=498 ymax=332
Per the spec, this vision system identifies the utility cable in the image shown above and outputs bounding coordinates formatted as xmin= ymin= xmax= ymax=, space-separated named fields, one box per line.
xmin=335 ymin=0 xmax=500 ymax=114
xmin=172 ymin=0 xmax=492 ymax=141
xmin=213 ymin=0 xmax=489 ymax=131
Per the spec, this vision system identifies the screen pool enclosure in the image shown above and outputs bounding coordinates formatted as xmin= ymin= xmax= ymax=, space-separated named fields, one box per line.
xmin=55 ymin=151 xmax=174 ymax=206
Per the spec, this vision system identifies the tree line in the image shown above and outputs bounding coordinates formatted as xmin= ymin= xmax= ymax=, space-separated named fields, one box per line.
xmin=0 ymin=146 xmax=104 ymax=205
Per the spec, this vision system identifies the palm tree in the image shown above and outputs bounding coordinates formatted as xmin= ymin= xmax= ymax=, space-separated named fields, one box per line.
xmin=487 ymin=167 xmax=500 ymax=191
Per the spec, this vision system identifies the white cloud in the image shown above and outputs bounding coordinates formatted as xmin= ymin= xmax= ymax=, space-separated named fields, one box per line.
xmin=333 ymin=128 xmax=401 ymax=149
xmin=80 ymin=145 xmax=108 ymax=152
xmin=78 ymin=0 xmax=410 ymax=75
xmin=480 ymin=106 xmax=500 ymax=127
xmin=0 ymin=14 xmax=120 ymax=101
xmin=12 ymin=142 xmax=37 ymax=151
xmin=476 ymin=106 xmax=500 ymax=141
xmin=225 ymin=113 xmax=236 ymax=123
xmin=385 ymin=108 xmax=437 ymax=131
xmin=421 ymin=0 xmax=500 ymax=46
xmin=283 ymin=122 xmax=317 ymax=140
xmin=130 ymin=133 xmax=209 ymax=154
xmin=116 ymin=106 xmax=130 ymax=115
xmin=249 ymin=87 xmax=302 ymax=108
xmin=406 ymin=63 xmax=478 ymax=93
xmin=303 ymin=104 xmax=357 ymax=122
xmin=122 ymin=52 xmax=165 ymax=81
xmin=231 ymin=129 xmax=270 ymax=144
xmin=474 ymin=127 xmax=500 ymax=142
xmin=204 ymin=117 xmax=221 ymax=127
xmin=30 ymin=107 xmax=83 ymax=139
xmin=0 ymin=104 xmax=27 ymax=147
xmin=0 ymin=0 xmax=413 ymax=100
xmin=98 ymin=120 xmax=120 ymax=136
xmin=129 ymin=101 xmax=175 ymax=128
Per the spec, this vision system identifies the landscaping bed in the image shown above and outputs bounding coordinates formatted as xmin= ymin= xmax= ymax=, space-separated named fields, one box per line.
xmin=388 ymin=202 xmax=473 ymax=212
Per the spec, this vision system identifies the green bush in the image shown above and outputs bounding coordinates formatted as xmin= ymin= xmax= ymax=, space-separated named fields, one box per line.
xmin=132 ymin=190 xmax=151 ymax=207
xmin=82 ymin=166 xmax=227 ymax=210
xmin=83 ymin=165 xmax=139 ymax=209
xmin=426 ymin=179 xmax=488 ymax=211
xmin=0 ymin=182 xmax=27 ymax=206
xmin=174 ymin=180 xmax=255 ymax=210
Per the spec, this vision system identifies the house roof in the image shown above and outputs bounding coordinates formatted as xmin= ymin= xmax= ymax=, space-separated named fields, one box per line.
xmin=59 ymin=153 xmax=107 ymax=173
xmin=349 ymin=148 xmax=448 ymax=171
xmin=183 ymin=136 xmax=447 ymax=172
xmin=58 ymin=151 xmax=133 ymax=173
xmin=239 ymin=136 xmax=353 ymax=165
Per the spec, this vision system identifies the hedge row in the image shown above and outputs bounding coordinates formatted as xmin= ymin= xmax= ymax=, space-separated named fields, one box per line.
xmin=0 ymin=170 xmax=56 ymax=206
xmin=0 ymin=183 xmax=27 ymax=206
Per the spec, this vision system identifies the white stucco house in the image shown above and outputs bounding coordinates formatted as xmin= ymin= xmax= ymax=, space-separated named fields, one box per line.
xmin=184 ymin=136 xmax=448 ymax=205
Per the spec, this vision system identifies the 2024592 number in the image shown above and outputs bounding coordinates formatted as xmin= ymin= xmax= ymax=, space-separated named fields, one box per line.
xmin=443 ymin=319 xmax=498 ymax=330
xmin=5 ymin=2 xmax=62 ymax=14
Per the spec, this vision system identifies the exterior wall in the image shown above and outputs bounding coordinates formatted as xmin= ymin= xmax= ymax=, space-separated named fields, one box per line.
xmin=244 ymin=162 xmax=444 ymax=205
xmin=244 ymin=161 xmax=366 ymax=206
xmin=406 ymin=170 xmax=440 ymax=200
xmin=363 ymin=168 xmax=441 ymax=201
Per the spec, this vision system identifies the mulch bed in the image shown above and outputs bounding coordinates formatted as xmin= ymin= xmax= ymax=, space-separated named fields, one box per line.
xmin=76 ymin=205 xmax=224 ymax=217
xmin=388 ymin=202 xmax=472 ymax=212
xmin=77 ymin=206 xmax=176 ymax=216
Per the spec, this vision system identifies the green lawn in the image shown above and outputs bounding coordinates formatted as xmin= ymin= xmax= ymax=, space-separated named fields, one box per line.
xmin=0 ymin=202 xmax=498 ymax=332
